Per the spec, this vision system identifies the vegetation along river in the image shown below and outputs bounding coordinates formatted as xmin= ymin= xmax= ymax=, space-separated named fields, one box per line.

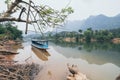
xmin=9 ymin=40 xmax=120 ymax=80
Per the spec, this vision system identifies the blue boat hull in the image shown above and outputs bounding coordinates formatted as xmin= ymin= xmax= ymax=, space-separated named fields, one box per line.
xmin=31 ymin=40 xmax=48 ymax=50
xmin=31 ymin=43 xmax=48 ymax=50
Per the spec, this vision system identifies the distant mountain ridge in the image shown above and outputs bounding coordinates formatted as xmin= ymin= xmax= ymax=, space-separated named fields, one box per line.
xmin=64 ymin=14 xmax=120 ymax=31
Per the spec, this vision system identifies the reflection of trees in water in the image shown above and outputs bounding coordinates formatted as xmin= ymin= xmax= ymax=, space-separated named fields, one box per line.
xmin=82 ymin=42 xmax=120 ymax=67
xmin=83 ymin=42 xmax=111 ymax=52
xmin=83 ymin=42 xmax=120 ymax=52
xmin=51 ymin=40 xmax=120 ymax=67
xmin=52 ymin=40 xmax=120 ymax=53
xmin=52 ymin=40 xmax=80 ymax=48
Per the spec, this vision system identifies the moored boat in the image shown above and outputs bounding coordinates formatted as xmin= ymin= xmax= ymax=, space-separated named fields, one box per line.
xmin=31 ymin=39 xmax=48 ymax=50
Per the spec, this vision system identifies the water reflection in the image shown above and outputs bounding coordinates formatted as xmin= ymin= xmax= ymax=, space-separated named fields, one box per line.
xmin=53 ymin=40 xmax=120 ymax=52
xmin=51 ymin=41 xmax=120 ymax=67
xmin=82 ymin=42 xmax=120 ymax=52
xmin=12 ymin=42 xmax=120 ymax=80
xmin=31 ymin=46 xmax=50 ymax=61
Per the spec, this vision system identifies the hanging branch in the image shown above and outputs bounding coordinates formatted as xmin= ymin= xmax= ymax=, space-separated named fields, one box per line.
xmin=0 ymin=0 xmax=74 ymax=34
xmin=25 ymin=0 xmax=31 ymax=34
xmin=18 ymin=7 xmax=26 ymax=20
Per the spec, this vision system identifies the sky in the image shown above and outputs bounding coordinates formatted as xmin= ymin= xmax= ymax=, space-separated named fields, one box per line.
xmin=0 ymin=0 xmax=120 ymax=20
xmin=0 ymin=0 xmax=120 ymax=31
xmin=38 ymin=0 xmax=120 ymax=20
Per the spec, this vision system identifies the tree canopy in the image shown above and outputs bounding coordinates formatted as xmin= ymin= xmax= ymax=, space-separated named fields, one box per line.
xmin=0 ymin=22 xmax=22 ymax=40
xmin=0 ymin=0 xmax=73 ymax=34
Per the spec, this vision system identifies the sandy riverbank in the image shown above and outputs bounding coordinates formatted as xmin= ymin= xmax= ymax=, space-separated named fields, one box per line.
xmin=112 ymin=38 xmax=120 ymax=44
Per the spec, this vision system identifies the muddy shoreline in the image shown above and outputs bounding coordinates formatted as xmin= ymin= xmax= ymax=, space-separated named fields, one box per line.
xmin=0 ymin=40 xmax=40 ymax=80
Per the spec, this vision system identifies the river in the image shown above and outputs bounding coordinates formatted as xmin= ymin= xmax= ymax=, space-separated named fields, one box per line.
xmin=9 ymin=41 xmax=120 ymax=80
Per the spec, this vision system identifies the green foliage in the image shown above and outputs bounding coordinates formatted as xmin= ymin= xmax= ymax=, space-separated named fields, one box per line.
xmin=2 ymin=0 xmax=74 ymax=34
xmin=54 ymin=31 xmax=78 ymax=38
xmin=0 ymin=24 xmax=6 ymax=34
xmin=5 ymin=0 xmax=11 ymax=4
xmin=83 ymin=28 xmax=114 ymax=42
xmin=94 ymin=30 xmax=113 ymax=41
xmin=0 ymin=22 xmax=22 ymax=40
xmin=78 ymin=29 xmax=82 ymax=33
xmin=38 ymin=6 xmax=74 ymax=28
xmin=50 ymin=27 xmax=117 ymax=43
xmin=61 ymin=7 xmax=74 ymax=14
xmin=84 ymin=28 xmax=93 ymax=42
xmin=5 ymin=0 xmax=11 ymax=9
xmin=109 ymin=28 xmax=120 ymax=38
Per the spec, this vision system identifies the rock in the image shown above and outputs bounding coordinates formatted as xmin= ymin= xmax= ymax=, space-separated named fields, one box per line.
xmin=67 ymin=64 xmax=89 ymax=80
xmin=116 ymin=75 xmax=120 ymax=80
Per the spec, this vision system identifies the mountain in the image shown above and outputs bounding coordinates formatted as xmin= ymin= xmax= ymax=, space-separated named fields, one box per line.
xmin=23 ymin=31 xmax=41 ymax=41
xmin=63 ymin=14 xmax=120 ymax=31
xmin=63 ymin=20 xmax=84 ymax=31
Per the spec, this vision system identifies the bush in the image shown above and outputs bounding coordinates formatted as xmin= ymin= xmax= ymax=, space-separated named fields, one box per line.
xmin=0 ymin=22 xmax=22 ymax=40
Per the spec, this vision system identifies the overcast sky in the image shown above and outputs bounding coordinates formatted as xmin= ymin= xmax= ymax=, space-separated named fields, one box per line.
xmin=40 ymin=0 xmax=120 ymax=20
xmin=0 ymin=0 xmax=120 ymax=20
xmin=0 ymin=0 xmax=120 ymax=32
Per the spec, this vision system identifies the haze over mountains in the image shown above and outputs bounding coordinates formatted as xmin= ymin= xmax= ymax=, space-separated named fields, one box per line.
xmin=24 ymin=14 xmax=120 ymax=36
xmin=63 ymin=14 xmax=120 ymax=31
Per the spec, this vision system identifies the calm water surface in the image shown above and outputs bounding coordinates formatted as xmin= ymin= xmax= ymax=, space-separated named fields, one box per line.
xmin=11 ymin=41 xmax=120 ymax=80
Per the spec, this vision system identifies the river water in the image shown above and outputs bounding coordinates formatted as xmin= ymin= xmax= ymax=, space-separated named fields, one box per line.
xmin=9 ymin=41 xmax=120 ymax=80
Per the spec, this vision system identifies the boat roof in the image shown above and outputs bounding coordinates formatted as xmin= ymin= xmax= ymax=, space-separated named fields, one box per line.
xmin=32 ymin=39 xmax=48 ymax=42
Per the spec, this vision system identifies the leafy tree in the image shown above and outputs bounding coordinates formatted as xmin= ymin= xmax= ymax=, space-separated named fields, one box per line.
xmin=78 ymin=29 xmax=83 ymax=39
xmin=0 ymin=22 xmax=22 ymax=40
xmin=84 ymin=28 xmax=93 ymax=42
xmin=109 ymin=28 xmax=120 ymax=38
xmin=78 ymin=29 xmax=82 ymax=33
xmin=0 ymin=24 xmax=6 ymax=34
xmin=0 ymin=0 xmax=73 ymax=34
xmin=94 ymin=30 xmax=113 ymax=41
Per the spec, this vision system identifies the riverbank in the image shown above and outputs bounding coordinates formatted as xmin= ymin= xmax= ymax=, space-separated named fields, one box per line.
xmin=112 ymin=38 xmax=120 ymax=44
xmin=0 ymin=61 xmax=40 ymax=80
xmin=0 ymin=40 xmax=40 ymax=80
xmin=0 ymin=40 xmax=21 ymax=55
xmin=62 ymin=37 xmax=120 ymax=44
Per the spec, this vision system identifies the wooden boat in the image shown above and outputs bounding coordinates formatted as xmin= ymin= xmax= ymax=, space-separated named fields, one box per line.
xmin=31 ymin=39 xmax=48 ymax=50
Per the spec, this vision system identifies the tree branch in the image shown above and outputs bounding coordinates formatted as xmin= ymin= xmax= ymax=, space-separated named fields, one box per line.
xmin=18 ymin=7 xmax=26 ymax=20
xmin=0 ymin=0 xmax=73 ymax=34
xmin=0 ymin=17 xmax=36 ymax=23
xmin=3 ymin=0 xmax=22 ymax=17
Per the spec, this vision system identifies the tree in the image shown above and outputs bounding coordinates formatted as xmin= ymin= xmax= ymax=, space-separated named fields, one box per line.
xmin=0 ymin=22 xmax=22 ymax=40
xmin=109 ymin=28 xmax=120 ymax=38
xmin=84 ymin=28 xmax=93 ymax=42
xmin=78 ymin=29 xmax=83 ymax=39
xmin=94 ymin=30 xmax=113 ymax=41
xmin=78 ymin=29 xmax=82 ymax=33
xmin=0 ymin=0 xmax=73 ymax=34
xmin=0 ymin=24 xmax=6 ymax=34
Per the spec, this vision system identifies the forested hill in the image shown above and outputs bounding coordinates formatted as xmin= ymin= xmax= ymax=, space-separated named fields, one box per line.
xmin=64 ymin=14 xmax=120 ymax=31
